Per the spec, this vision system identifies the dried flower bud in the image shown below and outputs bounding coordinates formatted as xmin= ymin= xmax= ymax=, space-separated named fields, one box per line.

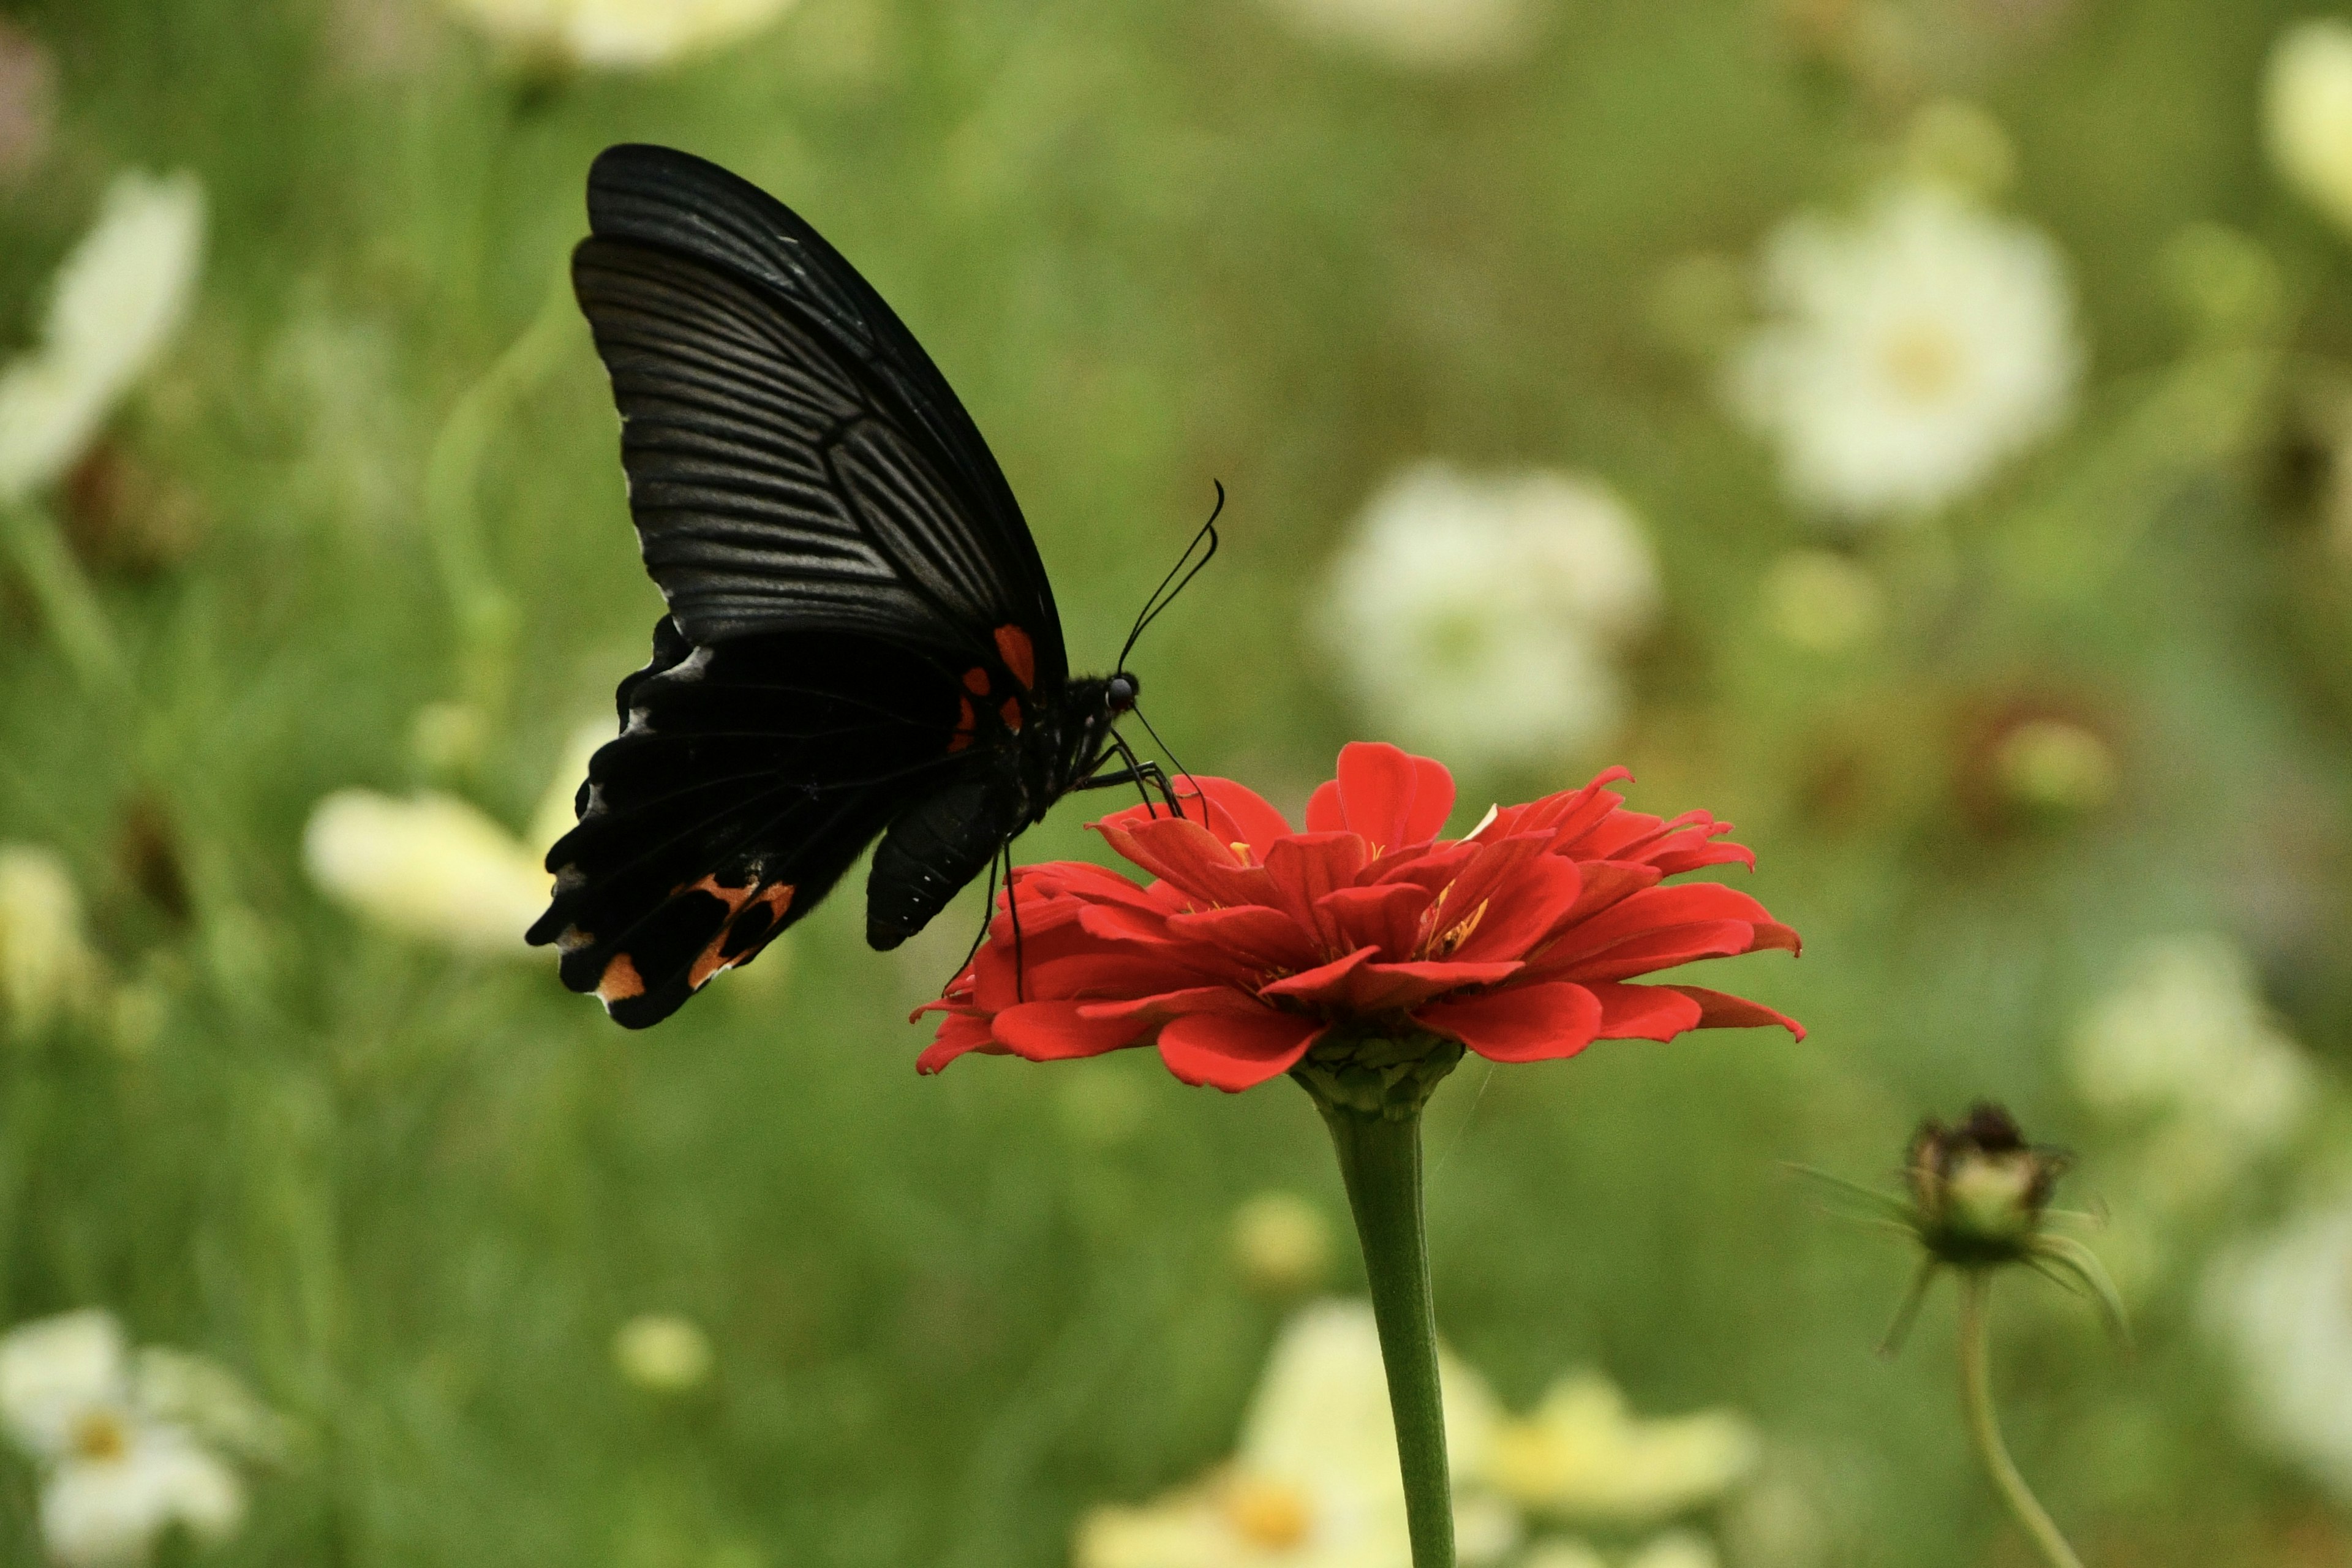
xmin=1907 ymin=1104 xmax=2068 ymax=1264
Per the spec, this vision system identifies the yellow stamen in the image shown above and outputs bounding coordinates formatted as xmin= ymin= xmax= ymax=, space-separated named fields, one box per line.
xmin=70 ymin=1409 xmax=129 ymax=1464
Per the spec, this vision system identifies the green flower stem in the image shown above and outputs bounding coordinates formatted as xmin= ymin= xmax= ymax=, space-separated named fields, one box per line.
xmin=1958 ymin=1271 xmax=2084 ymax=1568
xmin=1 ymin=501 xmax=127 ymax=696
xmin=1317 ymin=1098 xmax=1453 ymax=1568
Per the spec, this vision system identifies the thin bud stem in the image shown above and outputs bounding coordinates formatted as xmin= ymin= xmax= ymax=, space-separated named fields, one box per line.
xmin=1317 ymin=1099 xmax=1453 ymax=1568
xmin=1956 ymin=1272 xmax=2084 ymax=1568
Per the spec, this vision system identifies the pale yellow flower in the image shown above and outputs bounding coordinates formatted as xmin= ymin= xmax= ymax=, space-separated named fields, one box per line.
xmin=612 ymin=1314 xmax=713 ymax=1394
xmin=1231 ymin=1192 xmax=1336 ymax=1297
xmin=1488 ymin=1373 xmax=1759 ymax=1528
xmin=0 ymin=845 xmax=103 ymax=1039
xmin=0 ymin=1311 xmax=265 ymax=1567
xmin=302 ymin=791 xmax=549 ymax=956
xmin=1261 ymin=0 xmax=1532 ymax=69
xmin=2266 ymin=20 xmax=2352 ymax=238
xmin=442 ymin=0 xmax=795 ymax=68
xmin=1074 ymin=1300 xmax=1516 ymax=1568
xmin=0 ymin=172 xmax=204 ymax=500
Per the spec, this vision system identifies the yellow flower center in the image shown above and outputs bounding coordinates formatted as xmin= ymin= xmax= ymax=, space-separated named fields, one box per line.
xmin=1880 ymin=319 xmax=1965 ymax=404
xmin=1223 ymin=1476 xmax=1313 ymax=1550
xmin=70 ymin=1409 xmax=130 ymax=1464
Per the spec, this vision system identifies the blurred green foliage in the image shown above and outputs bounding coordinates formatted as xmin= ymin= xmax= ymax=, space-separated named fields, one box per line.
xmin=4 ymin=0 xmax=2352 ymax=1563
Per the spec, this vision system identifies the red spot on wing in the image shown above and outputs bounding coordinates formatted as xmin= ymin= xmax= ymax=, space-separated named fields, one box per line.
xmin=1000 ymin=696 xmax=1024 ymax=733
xmin=949 ymin=695 xmax=976 ymax=752
xmin=962 ymin=666 xmax=990 ymax=695
xmin=993 ymin=624 xmax=1038 ymax=690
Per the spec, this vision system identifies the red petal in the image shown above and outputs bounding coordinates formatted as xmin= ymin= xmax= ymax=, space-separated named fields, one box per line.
xmin=1157 ymin=1009 xmax=1323 ymax=1091
xmin=1664 ymin=984 xmax=1806 ymax=1039
xmin=1256 ymin=946 xmax=1379 ymax=1005
xmin=1330 ymin=741 xmax=1455 ymax=853
xmin=1261 ymin=834 xmax=1373 ymax=939
xmin=1444 ymin=853 xmax=1584 ymax=964
xmin=993 ymin=1001 xmax=1149 ymax=1061
xmin=1098 ymin=816 xmax=1267 ymax=908
xmin=1328 ymin=958 xmax=1521 ymax=1013
xmin=1314 ymin=881 xmax=1434 ymax=961
xmin=1077 ymin=986 xmax=1265 ymax=1022
xmin=1586 ymin=980 xmax=1703 ymax=1041
xmin=1550 ymin=921 xmax=1758 ymax=982
xmin=1546 ymin=883 xmax=1785 ymax=959
xmin=1164 ymin=905 xmax=1320 ymax=970
xmin=1415 ymin=982 xmax=1602 ymax=1064
xmin=1305 ymin=778 xmax=1344 ymax=834
xmin=915 ymin=1011 xmax=999 ymax=1073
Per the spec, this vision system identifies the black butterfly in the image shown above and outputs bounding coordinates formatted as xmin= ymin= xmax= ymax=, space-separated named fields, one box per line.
xmin=527 ymin=144 xmax=1209 ymax=1027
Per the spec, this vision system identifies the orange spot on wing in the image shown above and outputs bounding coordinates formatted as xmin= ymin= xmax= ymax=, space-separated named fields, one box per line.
xmin=1000 ymin=696 xmax=1024 ymax=733
xmin=597 ymin=954 xmax=644 ymax=1003
xmin=757 ymin=883 xmax=794 ymax=921
xmin=686 ymin=873 xmax=756 ymax=916
xmin=993 ymin=624 xmax=1037 ymax=689
xmin=962 ymin=666 xmax=990 ymax=695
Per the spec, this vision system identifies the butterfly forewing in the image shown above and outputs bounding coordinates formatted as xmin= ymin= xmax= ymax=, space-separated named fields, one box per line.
xmin=532 ymin=144 xmax=1082 ymax=1028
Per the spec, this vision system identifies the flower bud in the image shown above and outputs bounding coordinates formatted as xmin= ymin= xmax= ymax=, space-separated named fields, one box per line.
xmin=1907 ymin=1104 xmax=2067 ymax=1264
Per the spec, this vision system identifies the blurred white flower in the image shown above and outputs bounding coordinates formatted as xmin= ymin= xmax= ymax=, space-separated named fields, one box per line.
xmin=0 ymin=172 xmax=204 ymax=502
xmin=0 ymin=845 xmax=103 ymax=1039
xmin=2204 ymin=1189 xmax=2352 ymax=1502
xmin=1319 ymin=464 xmax=1660 ymax=769
xmin=1073 ymin=1299 xmax=1515 ymax=1568
xmin=1729 ymin=183 xmax=2080 ymax=521
xmin=1261 ymin=0 xmax=1532 ymax=69
xmin=612 ymin=1313 xmax=713 ymax=1393
xmin=441 ymin=0 xmax=794 ymax=68
xmin=1487 ymin=1372 xmax=1759 ymax=1528
xmin=0 ymin=1310 xmax=262 ymax=1566
xmin=1231 ymin=1192 xmax=1337 ymax=1298
xmin=2069 ymin=936 xmax=2314 ymax=1158
xmin=2266 ymin=20 xmax=2352 ymax=238
xmin=303 ymin=791 xmax=549 ymax=957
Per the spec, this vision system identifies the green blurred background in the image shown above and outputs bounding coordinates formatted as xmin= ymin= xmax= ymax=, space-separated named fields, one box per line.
xmin=5 ymin=0 xmax=2352 ymax=1562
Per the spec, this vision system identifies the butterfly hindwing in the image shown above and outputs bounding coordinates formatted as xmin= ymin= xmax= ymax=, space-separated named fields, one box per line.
xmin=529 ymin=617 xmax=1003 ymax=1026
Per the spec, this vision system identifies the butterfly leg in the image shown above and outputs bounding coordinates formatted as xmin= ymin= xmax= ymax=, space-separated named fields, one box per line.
xmin=1074 ymin=737 xmax=1181 ymax=816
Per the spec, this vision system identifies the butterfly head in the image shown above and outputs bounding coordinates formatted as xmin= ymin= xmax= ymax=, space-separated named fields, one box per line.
xmin=1106 ymin=672 xmax=1140 ymax=714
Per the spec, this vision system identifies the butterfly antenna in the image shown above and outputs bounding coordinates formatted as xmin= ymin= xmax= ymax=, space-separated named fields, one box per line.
xmin=1117 ymin=481 xmax=1224 ymax=672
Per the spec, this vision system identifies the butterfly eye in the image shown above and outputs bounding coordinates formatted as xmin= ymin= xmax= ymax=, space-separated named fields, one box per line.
xmin=1107 ymin=673 xmax=1139 ymax=710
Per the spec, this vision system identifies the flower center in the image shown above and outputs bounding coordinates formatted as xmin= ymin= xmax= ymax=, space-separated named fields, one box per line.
xmin=1222 ymin=1475 xmax=1313 ymax=1550
xmin=70 ymin=1409 xmax=130 ymax=1464
xmin=1879 ymin=318 xmax=1966 ymax=405
xmin=1425 ymin=897 xmax=1489 ymax=959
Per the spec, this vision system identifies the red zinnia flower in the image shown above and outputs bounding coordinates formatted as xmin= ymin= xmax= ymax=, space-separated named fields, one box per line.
xmin=915 ymin=742 xmax=1802 ymax=1092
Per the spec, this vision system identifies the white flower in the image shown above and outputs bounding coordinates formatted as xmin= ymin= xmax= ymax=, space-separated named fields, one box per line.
xmin=0 ymin=845 xmax=103 ymax=1039
xmin=1074 ymin=1300 xmax=1515 ymax=1568
xmin=1729 ymin=183 xmax=2081 ymax=521
xmin=1319 ymin=464 xmax=1660 ymax=768
xmin=2204 ymin=1189 xmax=2352 ymax=1502
xmin=442 ymin=0 xmax=795 ymax=68
xmin=612 ymin=1314 xmax=713 ymax=1393
xmin=1487 ymin=1372 xmax=1759 ymax=1528
xmin=2069 ymin=936 xmax=2314 ymax=1158
xmin=2266 ymin=20 xmax=2352 ymax=238
xmin=0 ymin=172 xmax=204 ymax=502
xmin=303 ymin=791 xmax=550 ymax=956
xmin=0 ymin=1311 xmax=260 ymax=1566
xmin=1261 ymin=0 xmax=1531 ymax=69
